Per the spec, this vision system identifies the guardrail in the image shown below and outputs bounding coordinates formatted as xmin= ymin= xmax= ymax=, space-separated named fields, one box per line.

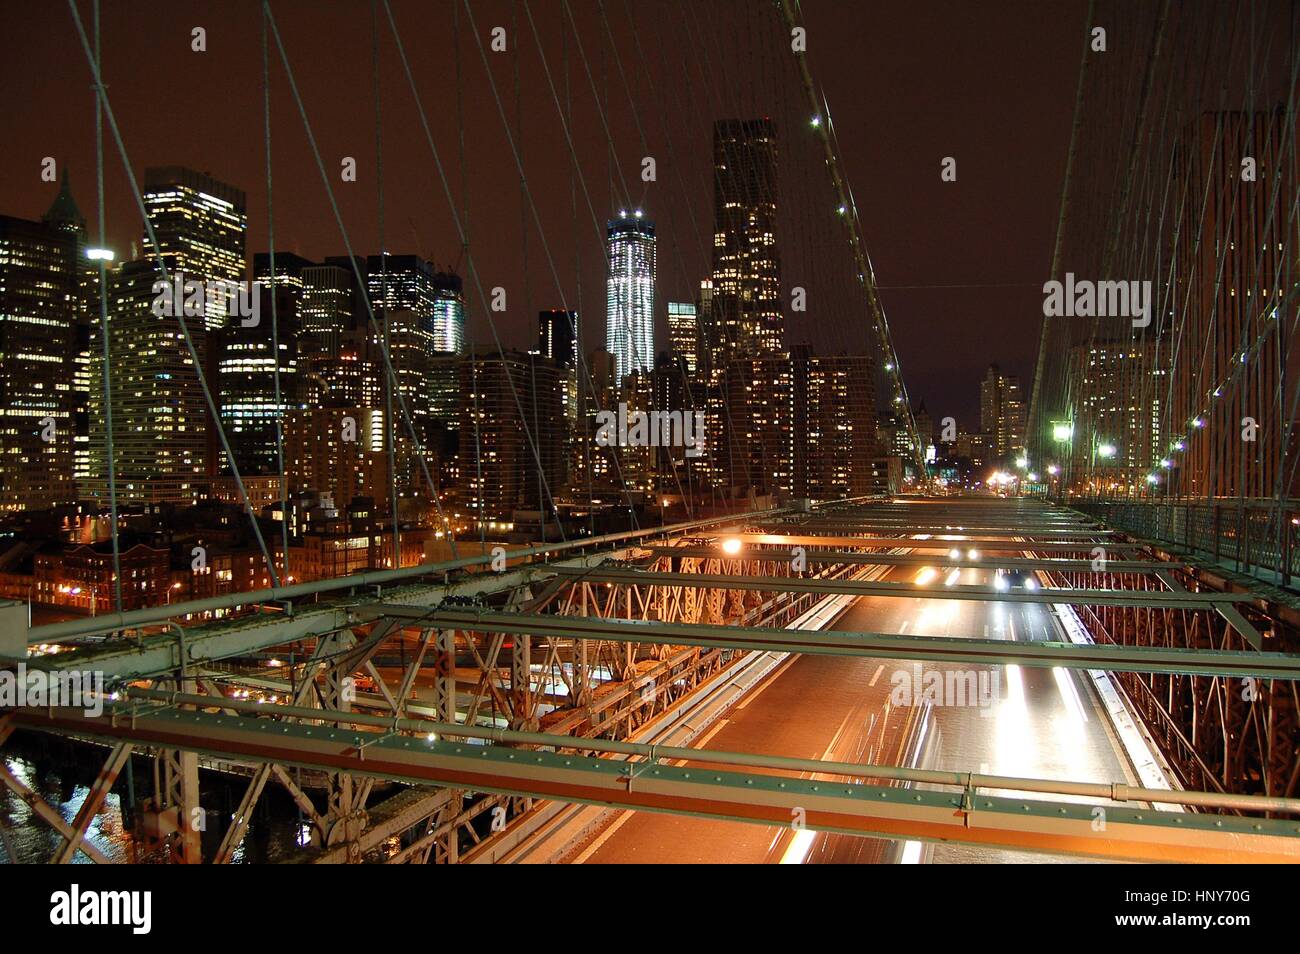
xmin=1071 ymin=498 xmax=1299 ymax=589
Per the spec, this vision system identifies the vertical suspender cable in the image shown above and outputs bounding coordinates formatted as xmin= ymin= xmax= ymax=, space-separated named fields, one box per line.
xmin=92 ymin=0 xmax=123 ymax=614
xmin=262 ymin=5 xmax=291 ymax=582
xmin=372 ymin=0 xmax=401 ymax=569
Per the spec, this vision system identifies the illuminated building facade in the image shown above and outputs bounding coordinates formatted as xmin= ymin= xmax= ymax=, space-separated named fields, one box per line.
xmin=300 ymin=263 xmax=358 ymax=361
xmin=431 ymin=271 xmax=467 ymax=355
xmin=0 ymin=211 xmax=80 ymax=511
xmin=980 ymin=364 xmax=1027 ymax=457
xmin=667 ymin=301 xmax=699 ymax=373
xmin=1064 ymin=337 xmax=1166 ymax=493
xmin=86 ymin=257 xmax=209 ymax=503
xmin=606 ymin=214 xmax=656 ymax=384
xmin=711 ymin=119 xmax=784 ymax=364
xmin=141 ymin=167 xmax=247 ymax=331
xmin=458 ymin=351 xmax=565 ymax=523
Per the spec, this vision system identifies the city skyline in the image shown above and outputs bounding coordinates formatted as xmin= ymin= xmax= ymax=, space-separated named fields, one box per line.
xmin=2 ymin=0 xmax=1299 ymax=880
xmin=0 ymin=0 xmax=1106 ymax=426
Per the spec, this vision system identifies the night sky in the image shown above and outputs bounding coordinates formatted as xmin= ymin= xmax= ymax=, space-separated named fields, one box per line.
xmin=0 ymin=0 xmax=1086 ymax=428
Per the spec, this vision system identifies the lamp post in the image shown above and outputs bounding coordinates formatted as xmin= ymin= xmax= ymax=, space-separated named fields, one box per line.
xmin=1050 ymin=421 xmax=1073 ymax=500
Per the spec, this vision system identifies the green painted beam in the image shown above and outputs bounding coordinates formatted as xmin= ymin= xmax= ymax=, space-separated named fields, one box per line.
xmin=401 ymin=608 xmax=1300 ymax=680
xmin=647 ymin=546 xmax=1179 ymax=574
xmin=13 ymin=704 xmax=1297 ymax=863
xmin=730 ymin=532 xmax=1144 ymax=553
xmin=547 ymin=567 xmax=1250 ymax=608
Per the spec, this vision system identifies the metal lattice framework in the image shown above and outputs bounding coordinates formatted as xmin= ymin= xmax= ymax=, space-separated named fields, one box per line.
xmin=4 ymin=496 xmax=1300 ymax=864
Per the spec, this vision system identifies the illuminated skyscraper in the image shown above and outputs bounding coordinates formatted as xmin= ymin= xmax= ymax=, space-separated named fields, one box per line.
xmin=458 ymin=351 xmax=565 ymax=522
xmin=300 ymin=263 xmax=358 ymax=361
xmin=538 ymin=309 xmax=579 ymax=453
xmin=81 ymin=168 xmax=248 ymax=504
xmin=667 ymin=301 xmax=699 ymax=373
xmin=44 ymin=173 xmax=97 ymax=491
xmin=87 ymin=256 xmax=209 ymax=503
xmin=711 ymin=119 xmax=784 ymax=363
xmin=218 ymin=281 xmax=303 ymax=476
xmin=606 ymin=213 xmax=655 ymax=384
xmin=708 ymin=121 xmax=785 ymax=496
xmin=0 ymin=211 xmax=81 ymax=511
xmin=538 ymin=309 xmax=577 ymax=369
xmin=365 ymin=254 xmax=438 ymax=321
xmin=141 ymin=167 xmax=247 ymax=331
xmin=431 ymin=271 xmax=467 ymax=355
xmin=980 ymin=364 xmax=1026 ymax=457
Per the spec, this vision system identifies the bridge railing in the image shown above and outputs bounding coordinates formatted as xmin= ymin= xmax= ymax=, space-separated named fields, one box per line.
xmin=1071 ymin=498 xmax=1299 ymax=590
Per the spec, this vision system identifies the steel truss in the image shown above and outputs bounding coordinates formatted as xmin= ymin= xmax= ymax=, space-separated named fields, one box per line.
xmin=4 ymin=498 xmax=1300 ymax=863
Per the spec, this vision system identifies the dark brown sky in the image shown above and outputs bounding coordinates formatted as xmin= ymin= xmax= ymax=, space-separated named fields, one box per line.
xmin=0 ymin=0 xmax=1086 ymax=427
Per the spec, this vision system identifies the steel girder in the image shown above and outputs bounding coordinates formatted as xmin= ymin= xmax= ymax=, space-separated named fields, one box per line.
xmin=384 ymin=607 xmax=1300 ymax=680
xmin=594 ymin=568 xmax=1234 ymax=608
xmin=730 ymin=532 xmax=1145 ymax=553
xmin=647 ymin=545 xmax=1179 ymax=574
xmin=10 ymin=704 xmax=1298 ymax=864
xmin=1046 ymin=559 xmax=1300 ymax=805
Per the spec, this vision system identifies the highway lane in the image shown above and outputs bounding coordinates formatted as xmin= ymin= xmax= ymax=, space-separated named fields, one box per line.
xmin=579 ymin=561 xmax=1141 ymax=864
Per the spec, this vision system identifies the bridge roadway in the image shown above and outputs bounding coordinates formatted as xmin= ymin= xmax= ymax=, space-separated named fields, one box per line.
xmin=576 ymin=561 xmax=1141 ymax=864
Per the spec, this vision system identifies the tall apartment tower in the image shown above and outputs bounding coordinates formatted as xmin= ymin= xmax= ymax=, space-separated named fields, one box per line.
xmin=538 ymin=309 xmax=579 ymax=437
xmin=980 ymin=364 xmax=1026 ymax=457
xmin=708 ymin=120 xmax=786 ymax=496
xmin=667 ymin=301 xmax=700 ymax=373
xmin=790 ymin=346 xmax=878 ymax=498
xmin=458 ymin=350 xmax=564 ymax=522
xmin=605 ymin=213 xmax=656 ymax=384
xmin=87 ymin=258 xmax=209 ymax=503
xmin=431 ymin=271 xmax=467 ymax=355
xmin=214 ymin=252 xmax=315 ymax=478
xmin=711 ymin=119 xmax=784 ymax=364
xmin=141 ymin=167 xmax=248 ymax=331
xmin=0 ymin=202 xmax=82 ymax=511
xmin=84 ymin=168 xmax=248 ymax=504
xmin=1068 ymin=337 xmax=1166 ymax=492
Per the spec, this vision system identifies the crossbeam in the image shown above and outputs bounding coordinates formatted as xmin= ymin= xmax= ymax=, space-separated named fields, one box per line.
xmin=647 ymin=546 xmax=1178 ymax=574
xmin=13 ymin=705 xmax=1296 ymax=864
xmin=759 ymin=521 xmax=1113 ymax=536
xmin=548 ymin=567 xmax=1250 ymax=609
xmin=383 ymin=608 xmax=1299 ymax=679
xmin=728 ymin=533 xmax=1142 ymax=553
